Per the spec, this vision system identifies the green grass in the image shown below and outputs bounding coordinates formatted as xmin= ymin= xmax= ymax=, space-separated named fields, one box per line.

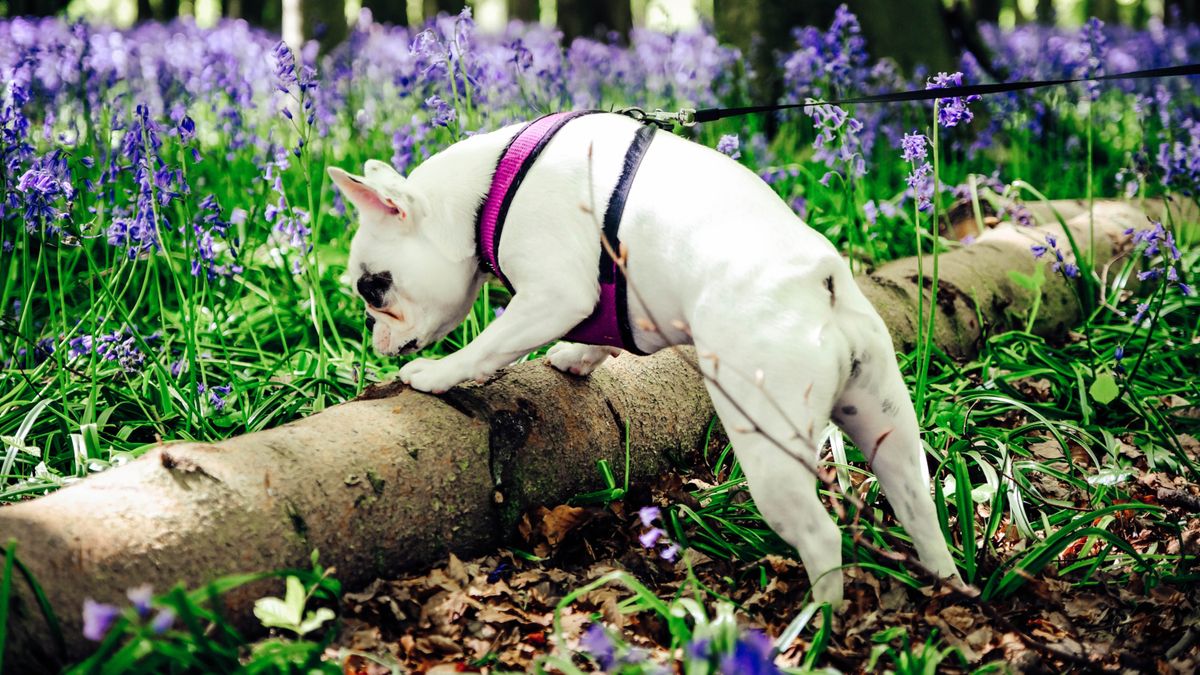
xmin=0 ymin=20 xmax=1197 ymax=673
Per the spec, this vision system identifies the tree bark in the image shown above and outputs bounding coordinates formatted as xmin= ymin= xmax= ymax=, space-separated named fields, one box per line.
xmin=423 ymin=0 xmax=467 ymax=20
xmin=557 ymin=0 xmax=632 ymax=43
xmin=0 ymin=201 xmax=1153 ymax=668
xmin=509 ymin=0 xmax=540 ymax=22
xmin=4 ymin=0 xmax=69 ymax=17
xmin=362 ymin=0 xmax=408 ymax=26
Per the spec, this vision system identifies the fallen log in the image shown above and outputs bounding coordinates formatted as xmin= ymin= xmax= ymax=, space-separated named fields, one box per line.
xmin=0 ymin=200 xmax=1154 ymax=667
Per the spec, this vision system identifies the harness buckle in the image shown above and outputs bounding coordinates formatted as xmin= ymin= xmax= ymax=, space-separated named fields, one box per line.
xmin=617 ymin=106 xmax=698 ymax=129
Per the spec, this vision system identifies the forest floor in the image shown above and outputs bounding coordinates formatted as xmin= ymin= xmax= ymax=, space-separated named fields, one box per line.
xmin=333 ymin=441 xmax=1200 ymax=674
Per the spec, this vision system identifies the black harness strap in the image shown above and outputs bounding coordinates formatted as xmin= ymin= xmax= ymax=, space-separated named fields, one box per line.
xmin=603 ymin=122 xmax=657 ymax=354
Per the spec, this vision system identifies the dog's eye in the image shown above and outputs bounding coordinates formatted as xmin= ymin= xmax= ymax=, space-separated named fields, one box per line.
xmin=357 ymin=272 xmax=393 ymax=308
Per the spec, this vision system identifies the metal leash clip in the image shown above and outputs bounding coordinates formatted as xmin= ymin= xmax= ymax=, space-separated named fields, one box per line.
xmin=617 ymin=106 xmax=697 ymax=129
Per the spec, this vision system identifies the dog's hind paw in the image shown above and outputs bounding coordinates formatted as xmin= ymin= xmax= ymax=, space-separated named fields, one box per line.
xmin=546 ymin=342 xmax=619 ymax=377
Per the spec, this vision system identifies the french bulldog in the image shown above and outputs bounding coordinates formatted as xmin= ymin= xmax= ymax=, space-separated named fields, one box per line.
xmin=328 ymin=112 xmax=958 ymax=604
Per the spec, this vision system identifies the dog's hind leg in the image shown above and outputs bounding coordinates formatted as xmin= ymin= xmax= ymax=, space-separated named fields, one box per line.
xmin=546 ymin=342 xmax=621 ymax=376
xmin=694 ymin=323 xmax=848 ymax=605
xmin=832 ymin=317 xmax=959 ymax=581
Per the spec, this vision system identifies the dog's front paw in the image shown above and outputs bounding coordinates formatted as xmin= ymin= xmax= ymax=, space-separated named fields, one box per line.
xmin=546 ymin=343 xmax=618 ymax=377
xmin=399 ymin=357 xmax=469 ymax=394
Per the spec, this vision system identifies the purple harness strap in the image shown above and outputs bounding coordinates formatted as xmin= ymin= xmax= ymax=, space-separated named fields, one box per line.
xmin=476 ymin=112 xmax=654 ymax=354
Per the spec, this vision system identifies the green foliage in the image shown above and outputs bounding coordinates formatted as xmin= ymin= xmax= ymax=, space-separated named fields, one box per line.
xmin=66 ymin=552 xmax=344 ymax=674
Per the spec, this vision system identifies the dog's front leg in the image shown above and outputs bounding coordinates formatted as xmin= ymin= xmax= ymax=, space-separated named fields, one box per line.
xmin=399 ymin=289 xmax=593 ymax=394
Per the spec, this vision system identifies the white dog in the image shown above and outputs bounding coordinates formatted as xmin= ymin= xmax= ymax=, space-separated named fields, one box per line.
xmin=328 ymin=112 xmax=958 ymax=604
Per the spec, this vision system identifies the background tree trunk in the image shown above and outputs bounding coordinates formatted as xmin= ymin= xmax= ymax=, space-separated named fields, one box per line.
xmin=0 ymin=202 xmax=1158 ymax=668
xmin=1036 ymin=0 xmax=1055 ymax=23
xmin=4 ymin=0 xmax=69 ymax=16
xmin=509 ymin=0 xmax=540 ymax=22
xmin=714 ymin=0 xmax=958 ymax=136
xmin=223 ymin=0 xmax=282 ymax=31
xmin=557 ymin=0 xmax=632 ymax=43
xmin=423 ymin=0 xmax=466 ymax=19
xmin=972 ymin=0 xmax=1003 ymax=23
xmin=362 ymin=0 xmax=407 ymax=26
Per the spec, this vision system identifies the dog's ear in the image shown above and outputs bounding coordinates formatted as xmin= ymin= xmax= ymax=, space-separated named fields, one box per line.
xmin=328 ymin=166 xmax=425 ymax=230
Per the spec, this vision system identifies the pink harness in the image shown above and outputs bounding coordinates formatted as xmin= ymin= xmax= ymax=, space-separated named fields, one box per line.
xmin=475 ymin=111 xmax=656 ymax=354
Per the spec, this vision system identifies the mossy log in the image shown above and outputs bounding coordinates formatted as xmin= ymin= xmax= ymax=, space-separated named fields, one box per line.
xmin=0 ymin=200 xmax=1153 ymax=668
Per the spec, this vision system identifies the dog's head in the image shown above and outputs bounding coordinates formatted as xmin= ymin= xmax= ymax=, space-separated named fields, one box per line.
xmin=329 ymin=159 xmax=480 ymax=356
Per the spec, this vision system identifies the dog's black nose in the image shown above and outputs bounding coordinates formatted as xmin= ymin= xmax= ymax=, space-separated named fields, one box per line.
xmin=365 ymin=313 xmax=375 ymax=331
xmin=356 ymin=272 xmax=392 ymax=308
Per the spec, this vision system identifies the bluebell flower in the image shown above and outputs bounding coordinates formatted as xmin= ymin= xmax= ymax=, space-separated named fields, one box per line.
xmin=1132 ymin=302 xmax=1150 ymax=324
xmin=900 ymin=132 xmax=927 ymax=163
xmin=580 ymin=624 xmax=616 ymax=670
xmin=68 ymin=335 xmax=93 ymax=360
xmin=716 ymin=134 xmax=741 ymax=159
xmin=198 ymin=383 xmax=233 ymax=411
xmin=637 ymin=505 xmax=661 ymax=527
xmin=272 ymin=41 xmax=299 ymax=92
xmin=82 ymin=599 xmax=120 ymax=641
xmin=660 ymin=543 xmax=679 ymax=561
xmin=686 ymin=637 xmax=711 ymax=661
xmin=150 ymin=609 xmax=175 ymax=634
xmin=126 ymin=584 xmax=153 ymax=618
xmin=424 ymin=95 xmax=457 ymax=128
xmin=639 ymin=527 xmax=664 ymax=548
xmin=720 ymin=630 xmax=781 ymax=675
xmin=926 ymin=71 xmax=980 ymax=128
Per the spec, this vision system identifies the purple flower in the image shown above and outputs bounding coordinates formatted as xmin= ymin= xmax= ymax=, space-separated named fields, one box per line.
xmin=1132 ymin=302 xmax=1150 ymax=324
xmin=67 ymin=335 xmax=93 ymax=360
xmin=424 ymin=95 xmax=457 ymax=128
xmin=178 ymin=116 xmax=195 ymax=142
xmin=581 ymin=624 xmax=616 ymax=670
xmin=926 ymin=71 xmax=980 ymax=128
xmin=905 ymin=162 xmax=934 ymax=212
xmin=95 ymin=328 xmax=158 ymax=373
xmin=900 ymin=132 xmax=927 ymax=163
xmin=272 ymin=41 xmax=298 ymax=92
xmin=199 ymin=383 xmax=233 ymax=411
xmin=150 ymin=609 xmax=175 ymax=634
xmin=720 ymin=630 xmax=780 ymax=675
xmin=82 ymin=599 xmax=120 ymax=641
xmin=716 ymin=134 xmax=741 ymax=159
xmin=862 ymin=200 xmax=878 ymax=225
xmin=805 ymin=102 xmax=866 ymax=180
xmin=686 ymin=637 xmax=711 ymax=660
xmin=126 ymin=584 xmax=153 ymax=618
xmin=660 ymin=543 xmax=679 ymax=561
xmin=637 ymin=505 xmax=661 ymax=527
xmin=1031 ymin=244 xmax=1047 ymax=258
xmin=639 ymin=527 xmax=664 ymax=548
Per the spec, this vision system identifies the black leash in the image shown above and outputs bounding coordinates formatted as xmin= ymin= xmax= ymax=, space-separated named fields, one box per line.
xmin=620 ymin=62 xmax=1200 ymax=128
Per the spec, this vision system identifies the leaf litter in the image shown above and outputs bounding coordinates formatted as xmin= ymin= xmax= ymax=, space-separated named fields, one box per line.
xmin=334 ymin=473 xmax=1200 ymax=673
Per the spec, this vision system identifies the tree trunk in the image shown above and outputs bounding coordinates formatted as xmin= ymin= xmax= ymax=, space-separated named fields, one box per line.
xmin=285 ymin=0 xmax=346 ymax=52
xmin=557 ymin=0 xmax=632 ymax=43
xmin=510 ymin=0 xmax=540 ymax=22
xmin=0 ymin=202 xmax=1153 ymax=668
xmin=4 ymin=0 xmax=69 ymax=17
xmin=973 ymin=0 xmax=1002 ymax=23
xmin=224 ymin=0 xmax=281 ymax=31
xmin=1036 ymin=0 xmax=1055 ymax=23
xmin=714 ymin=0 xmax=957 ymax=136
xmin=362 ymin=0 xmax=408 ymax=26
xmin=423 ymin=0 xmax=466 ymax=20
